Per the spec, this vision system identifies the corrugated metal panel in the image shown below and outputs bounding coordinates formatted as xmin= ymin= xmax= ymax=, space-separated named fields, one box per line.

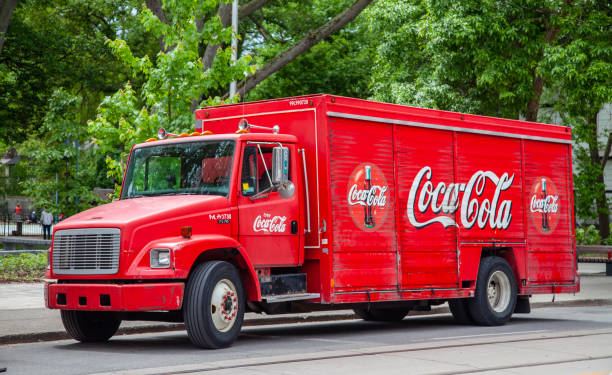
xmin=329 ymin=119 xmax=398 ymax=292
xmin=395 ymin=126 xmax=459 ymax=288
xmin=455 ymin=133 xmax=525 ymax=242
xmin=524 ymin=141 xmax=574 ymax=283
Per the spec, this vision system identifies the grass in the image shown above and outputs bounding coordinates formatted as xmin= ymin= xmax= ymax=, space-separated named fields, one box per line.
xmin=0 ymin=253 xmax=47 ymax=282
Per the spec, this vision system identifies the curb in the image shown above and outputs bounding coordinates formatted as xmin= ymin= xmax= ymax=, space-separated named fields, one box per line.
xmin=3 ymin=299 xmax=612 ymax=346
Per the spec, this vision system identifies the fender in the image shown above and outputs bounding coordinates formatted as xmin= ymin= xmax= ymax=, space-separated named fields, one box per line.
xmin=129 ymin=234 xmax=261 ymax=301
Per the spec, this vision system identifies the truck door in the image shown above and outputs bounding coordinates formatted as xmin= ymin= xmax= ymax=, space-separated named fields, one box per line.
xmin=237 ymin=143 xmax=300 ymax=267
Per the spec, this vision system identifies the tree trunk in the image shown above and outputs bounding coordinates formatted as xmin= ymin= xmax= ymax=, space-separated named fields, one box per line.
xmin=0 ymin=0 xmax=19 ymax=56
xmin=525 ymin=25 xmax=560 ymax=122
xmin=227 ymin=0 xmax=373 ymax=99
xmin=145 ymin=0 xmax=169 ymax=51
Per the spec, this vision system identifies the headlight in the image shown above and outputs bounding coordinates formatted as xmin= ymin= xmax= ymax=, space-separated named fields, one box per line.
xmin=150 ymin=248 xmax=171 ymax=268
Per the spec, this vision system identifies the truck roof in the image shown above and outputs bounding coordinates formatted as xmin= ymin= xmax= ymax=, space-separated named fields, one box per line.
xmin=134 ymin=131 xmax=298 ymax=149
xmin=196 ymin=94 xmax=571 ymax=144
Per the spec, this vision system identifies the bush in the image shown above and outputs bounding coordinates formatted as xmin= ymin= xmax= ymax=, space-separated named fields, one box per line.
xmin=0 ymin=253 xmax=47 ymax=281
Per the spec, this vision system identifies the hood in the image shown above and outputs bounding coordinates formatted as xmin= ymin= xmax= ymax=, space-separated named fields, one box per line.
xmin=55 ymin=195 xmax=230 ymax=230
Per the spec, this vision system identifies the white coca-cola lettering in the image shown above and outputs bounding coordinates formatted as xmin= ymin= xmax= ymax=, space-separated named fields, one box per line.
xmin=347 ymin=184 xmax=388 ymax=207
xmin=530 ymin=195 xmax=559 ymax=214
xmin=407 ymin=166 xmax=514 ymax=230
xmin=253 ymin=215 xmax=287 ymax=233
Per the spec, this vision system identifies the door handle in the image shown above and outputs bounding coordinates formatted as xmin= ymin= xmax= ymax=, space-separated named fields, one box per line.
xmin=291 ymin=220 xmax=298 ymax=234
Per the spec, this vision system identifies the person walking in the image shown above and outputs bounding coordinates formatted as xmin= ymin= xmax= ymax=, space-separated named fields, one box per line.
xmin=41 ymin=208 xmax=53 ymax=240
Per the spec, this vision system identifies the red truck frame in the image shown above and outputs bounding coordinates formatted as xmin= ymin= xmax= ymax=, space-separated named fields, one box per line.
xmin=45 ymin=94 xmax=579 ymax=348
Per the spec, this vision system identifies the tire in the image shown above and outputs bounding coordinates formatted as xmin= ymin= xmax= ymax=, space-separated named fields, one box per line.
xmin=184 ymin=261 xmax=245 ymax=349
xmin=448 ymin=298 xmax=474 ymax=325
xmin=354 ymin=307 xmax=410 ymax=322
xmin=61 ymin=310 xmax=121 ymax=342
xmin=467 ymin=256 xmax=517 ymax=326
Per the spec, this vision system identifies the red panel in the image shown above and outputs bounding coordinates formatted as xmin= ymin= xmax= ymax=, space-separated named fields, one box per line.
xmin=523 ymin=141 xmax=574 ymax=284
xmin=458 ymin=246 xmax=482 ymax=282
xmin=333 ymin=252 xmax=398 ymax=290
xmin=395 ymin=126 xmax=458 ymax=289
xmin=455 ymin=133 xmax=524 ymax=242
xmin=329 ymin=118 xmax=398 ymax=293
xmin=46 ymin=282 xmax=184 ymax=311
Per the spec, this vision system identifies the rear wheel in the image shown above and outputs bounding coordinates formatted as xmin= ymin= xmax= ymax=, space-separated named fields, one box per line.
xmin=354 ymin=307 xmax=410 ymax=322
xmin=184 ymin=261 xmax=245 ymax=349
xmin=467 ymin=256 xmax=517 ymax=326
xmin=61 ymin=310 xmax=121 ymax=342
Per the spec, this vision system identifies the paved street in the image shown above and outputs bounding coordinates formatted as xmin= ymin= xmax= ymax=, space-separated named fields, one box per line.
xmin=2 ymin=305 xmax=612 ymax=375
xmin=1 ymin=263 xmax=611 ymax=375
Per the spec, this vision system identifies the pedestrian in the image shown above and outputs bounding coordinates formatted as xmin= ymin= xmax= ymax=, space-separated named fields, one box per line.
xmin=30 ymin=210 xmax=37 ymax=224
xmin=41 ymin=208 xmax=53 ymax=240
xmin=14 ymin=204 xmax=22 ymax=221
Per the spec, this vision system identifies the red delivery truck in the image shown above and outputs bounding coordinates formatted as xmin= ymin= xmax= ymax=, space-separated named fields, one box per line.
xmin=45 ymin=95 xmax=579 ymax=348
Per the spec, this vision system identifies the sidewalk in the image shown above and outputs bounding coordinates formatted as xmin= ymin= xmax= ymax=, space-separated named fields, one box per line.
xmin=0 ymin=263 xmax=610 ymax=345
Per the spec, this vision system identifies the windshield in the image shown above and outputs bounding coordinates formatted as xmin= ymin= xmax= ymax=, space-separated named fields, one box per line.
xmin=121 ymin=140 xmax=235 ymax=199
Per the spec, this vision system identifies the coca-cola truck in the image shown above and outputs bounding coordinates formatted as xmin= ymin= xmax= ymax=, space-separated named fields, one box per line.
xmin=45 ymin=95 xmax=579 ymax=348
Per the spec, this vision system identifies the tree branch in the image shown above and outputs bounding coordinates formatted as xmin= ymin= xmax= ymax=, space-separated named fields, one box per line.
xmin=226 ymin=0 xmax=373 ymax=99
xmin=239 ymin=0 xmax=271 ymax=19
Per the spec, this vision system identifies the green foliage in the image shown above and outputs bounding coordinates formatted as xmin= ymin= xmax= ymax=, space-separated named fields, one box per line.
xmin=575 ymin=225 xmax=602 ymax=245
xmin=0 ymin=253 xmax=47 ymax=281
xmin=366 ymin=0 xmax=565 ymax=117
xmin=19 ymin=89 xmax=101 ymax=215
xmin=89 ymin=0 xmax=255 ymax=195
xmin=540 ymin=2 xmax=612 ymax=225
xmin=246 ymin=0 xmax=375 ymax=100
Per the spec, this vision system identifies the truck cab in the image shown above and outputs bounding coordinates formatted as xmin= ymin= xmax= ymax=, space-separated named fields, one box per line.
xmin=46 ymin=124 xmax=311 ymax=348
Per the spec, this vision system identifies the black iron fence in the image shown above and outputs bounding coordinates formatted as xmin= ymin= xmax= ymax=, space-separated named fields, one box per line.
xmin=0 ymin=214 xmax=44 ymax=236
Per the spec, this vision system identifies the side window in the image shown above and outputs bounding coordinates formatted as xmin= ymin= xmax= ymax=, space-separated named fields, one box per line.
xmin=241 ymin=145 xmax=291 ymax=196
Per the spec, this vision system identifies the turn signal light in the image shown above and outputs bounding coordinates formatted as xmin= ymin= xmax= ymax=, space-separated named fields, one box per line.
xmin=181 ymin=226 xmax=192 ymax=239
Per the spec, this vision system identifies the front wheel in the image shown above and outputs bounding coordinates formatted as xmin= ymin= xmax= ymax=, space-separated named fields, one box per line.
xmin=467 ymin=256 xmax=517 ymax=326
xmin=184 ymin=261 xmax=245 ymax=349
xmin=61 ymin=310 xmax=121 ymax=342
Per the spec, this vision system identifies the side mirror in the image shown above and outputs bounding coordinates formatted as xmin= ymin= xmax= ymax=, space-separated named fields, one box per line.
xmin=271 ymin=147 xmax=289 ymax=184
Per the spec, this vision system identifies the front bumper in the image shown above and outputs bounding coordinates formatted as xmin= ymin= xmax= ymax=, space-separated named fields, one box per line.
xmin=45 ymin=282 xmax=184 ymax=311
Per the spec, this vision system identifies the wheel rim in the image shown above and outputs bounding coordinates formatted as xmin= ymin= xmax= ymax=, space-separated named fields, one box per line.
xmin=487 ymin=270 xmax=511 ymax=313
xmin=210 ymin=278 xmax=238 ymax=332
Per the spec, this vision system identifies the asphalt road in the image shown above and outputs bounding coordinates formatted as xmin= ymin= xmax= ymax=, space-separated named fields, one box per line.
xmin=2 ymin=304 xmax=612 ymax=375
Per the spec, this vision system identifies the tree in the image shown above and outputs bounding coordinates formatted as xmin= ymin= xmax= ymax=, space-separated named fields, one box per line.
xmin=20 ymin=89 xmax=101 ymax=216
xmin=244 ymin=0 xmax=377 ymax=100
xmin=0 ymin=0 xmax=152 ymax=145
xmin=367 ymin=0 xmax=569 ymax=121
xmin=230 ymin=0 xmax=373 ymax=98
xmin=89 ymin=0 xmax=256 ymax=193
xmin=541 ymin=1 xmax=612 ymax=238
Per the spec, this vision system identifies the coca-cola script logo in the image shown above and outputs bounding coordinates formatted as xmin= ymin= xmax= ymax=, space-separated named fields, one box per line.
xmin=253 ymin=213 xmax=287 ymax=233
xmin=347 ymin=163 xmax=390 ymax=232
xmin=407 ymin=166 xmax=514 ymax=230
xmin=529 ymin=177 xmax=560 ymax=234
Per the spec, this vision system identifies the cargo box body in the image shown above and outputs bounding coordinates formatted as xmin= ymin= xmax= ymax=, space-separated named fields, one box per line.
xmin=197 ymin=94 xmax=578 ymax=305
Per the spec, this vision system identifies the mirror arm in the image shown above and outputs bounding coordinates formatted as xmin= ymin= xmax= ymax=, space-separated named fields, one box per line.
xmin=256 ymin=144 xmax=274 ymax=188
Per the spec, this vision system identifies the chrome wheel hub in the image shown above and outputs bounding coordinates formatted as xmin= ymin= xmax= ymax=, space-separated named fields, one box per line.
xmin=210 ymin=279 xmax=238 ymax=332
xmin=487 ymin=270 xmax=511 ymax=313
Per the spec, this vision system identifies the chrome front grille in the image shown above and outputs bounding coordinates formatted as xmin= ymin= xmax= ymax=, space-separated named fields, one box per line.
xmin=52 ymin=228 xmax=121 ymax=275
